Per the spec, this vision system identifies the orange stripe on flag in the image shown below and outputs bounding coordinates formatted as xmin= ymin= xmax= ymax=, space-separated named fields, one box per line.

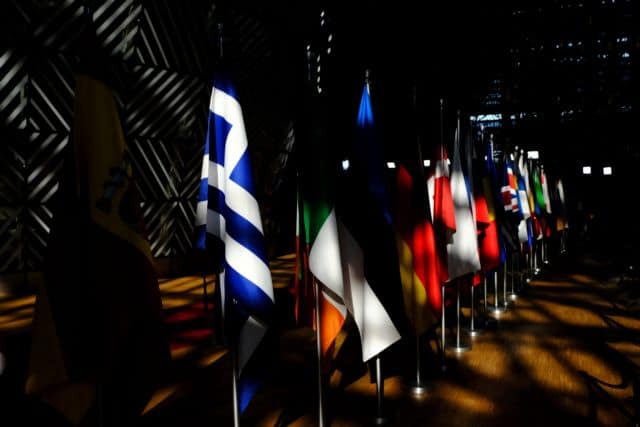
xmin=320 ymin=292 xmax=345 ymax=356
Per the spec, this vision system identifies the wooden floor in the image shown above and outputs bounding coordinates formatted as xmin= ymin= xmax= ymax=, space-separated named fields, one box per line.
xmin=2 ymin=252 xmax=640 ymax=426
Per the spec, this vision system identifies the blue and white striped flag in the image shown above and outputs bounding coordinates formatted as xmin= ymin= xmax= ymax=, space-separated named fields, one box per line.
xmin=195 ymin=77 xmax=274 ymax=413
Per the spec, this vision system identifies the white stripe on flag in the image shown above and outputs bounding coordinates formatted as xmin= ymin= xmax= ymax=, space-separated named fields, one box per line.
xmin=211 ymin=90 xmax=248 ymax=177
xmin=337 ymin=220 xmax=401 ymax=362
xmin=225 ymin=178 xmax=264 ymax=234
xmin=200 ymin=153 xmax=209 ymax=180
xmin=195 ymin=200 xmax=208 ymax=227
xmin=226 ymin=234 xmax=274 ymax=301
xmin=309 ymin=208 xmax=345 ymax=301
xmin=208 ymin=161 xmax=225 ymax=195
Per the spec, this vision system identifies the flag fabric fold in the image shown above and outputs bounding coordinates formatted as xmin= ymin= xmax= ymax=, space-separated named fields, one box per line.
xmin=26 ymin=74 xmax=170 ymax=425
xmin=302 ymin=85 xmax=347 ymax=359
xmin=393 ymin=112 xmax=438 ymax=334
xmin=195 ymin=77 xmax=274 ymax=413
xmin=447 ymin=124 xmax=481 ymax=279
xmin=336 ymin=81 xmax=403 ymax=361
xmin=473 ymin=140 xmax=501 ymax=272
xmin=427 ymin=142 xmax=456 ymax=284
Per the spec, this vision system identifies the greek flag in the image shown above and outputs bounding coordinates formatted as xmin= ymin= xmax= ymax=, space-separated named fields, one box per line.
xmin=195 ymin=77 xmax=274 ymax=412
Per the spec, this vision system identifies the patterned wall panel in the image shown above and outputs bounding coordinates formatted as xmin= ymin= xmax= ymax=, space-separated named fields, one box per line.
xmin=174 ymin=138 xmax=202 ymax=201
xmin=32 ymin=0 xmax=85 ymax=51
xmin=130 ymin=137 xmax=200 ymax=256
xmin=0 ymin=207 xmax=24 ymax=272
xmin=91 ymin=0 xmax=142 ymax=61
xmin=125 ymin=65 xmax=208 ymax=139
xmin=0 ymin=1 xmax=292 ymax=274
xmin=30 ymin=0 xmax=141 ymax=57
xmin=1 ymin=1 xmax=31 ymax=44
xmin=0 ymin=49 xmax=28 ymax=130
xmin=173 ymin=200 xmax=196 ymax=255
xmin=130 ymin=138 xmax=182 ymax=201
xmin=25 ymin=133 xmax=68 ymax=204
xmin=135 ymin=0 xmax=213 ymax=74
xmin=141 ymin=201 xmax=176 ymax=258
xmin=28 ymin=54 xmax=74 ymax=133
xmin=24 ymin=204 xmax=54 ymax=270
xmin=0 ymin=133 xmax=26 ymax=205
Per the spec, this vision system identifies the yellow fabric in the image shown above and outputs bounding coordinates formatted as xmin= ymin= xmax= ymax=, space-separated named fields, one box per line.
xmin=396 ymin=236 xmax=433 ymax=336
xmin=72 ymin=74 xmax=152 ymax=263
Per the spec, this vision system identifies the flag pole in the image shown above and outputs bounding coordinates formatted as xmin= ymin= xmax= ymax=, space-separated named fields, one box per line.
xmin=440 ymin=283 xmax=447 ymax=371
xmin=313 ymin=278 xmax=326 ymax=427
xmin=488 ymin=269 xmax=505 ymax=314
xmin=373 ymin=355 xmax=390 ymax=425
xmin=502 ymin=252 xmax=509 ymax=309
xmin=305 ymin=44 xmax=326 ymax=427
xmin=448 ymin=278 xmax=470 ymax=352
xmin=483 ymin=273 xmax=488 ymax=314
xmin=509 ymin=251 xmax=518 ymax=301
xmin=439 ymin=98 xmax=447 ymax=372
xmin=217 ymin=21 xmax=239 ymax=426
xmin=231 ymin=344 xmax=240 ymax=427
xmin=468 ymin=280 xmax=483 ymax=337
xmin=408 ymin=85 xmax=431 ymax=396
xmin=479 ymin=125 xmax=489 ymax=320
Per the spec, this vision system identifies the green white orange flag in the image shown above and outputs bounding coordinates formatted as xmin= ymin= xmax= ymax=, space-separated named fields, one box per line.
xmin=303 ymin=84 xmax=346 ymax=358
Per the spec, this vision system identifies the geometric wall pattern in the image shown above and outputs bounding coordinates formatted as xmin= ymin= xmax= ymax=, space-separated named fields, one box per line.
xmin=0 ymin=0 xmax=293 ymax=274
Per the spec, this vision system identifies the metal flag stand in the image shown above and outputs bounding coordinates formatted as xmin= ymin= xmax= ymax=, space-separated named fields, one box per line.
xmin=231 ymin=344 xmax=240 ymax=427
xmin=314 ymin=279 xmax=326 ymax=427
xmin=214 ymin=21 xmax=240 ymax=427
xmin=408 ymin=335 xmax=432 ymax=396
xmin=487 ymin=269 xmax=505 ymax=314
xmin=448 ymin=278 xmax=471 ymax=352
xmin=483 ymin=273 xmax=488 ymax=315
xmin=502 ymin=255 xmax=511 ymax=310
xmin=438 ymin=98 xmax=447 ymax=372
xmin=408 ymin=85 xmax=433 ymax=397
xmin=468 ymin=278 xmax=483 ymax=337
xmin=508 ymin=251 xmax=519 ymax=301
xmin=441 ymin=284 xmax=447 ymax=371
xmin=373 ymin=356 xmax=390 ymax=425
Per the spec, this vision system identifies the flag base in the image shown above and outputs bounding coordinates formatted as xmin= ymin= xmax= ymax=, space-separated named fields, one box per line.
xmin=487 ymin=306 xmax=506 ymax=315
xmin=447 ymin=342 xmax=471 ymax=353
xmin=407 ymin=381 xmax=433 ymax=397
xmin=373 ymin=415 xmax=392 ymax=426
xmin=465 ymin=327 xmax=484 ymax=337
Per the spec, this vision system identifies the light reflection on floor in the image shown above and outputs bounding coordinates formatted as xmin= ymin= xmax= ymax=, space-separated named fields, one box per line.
xmin=1 ymin=253 xmax=639 ymax=426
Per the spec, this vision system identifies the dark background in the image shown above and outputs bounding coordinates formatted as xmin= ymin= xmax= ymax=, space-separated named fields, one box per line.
xmin=0 ymin=0 xmax=637 ymax=278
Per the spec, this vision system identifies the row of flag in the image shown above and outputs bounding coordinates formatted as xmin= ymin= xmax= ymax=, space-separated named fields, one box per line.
xmin=25 ymin=53 xmax=570 ymax=424
xmin=293 ymin=82 xmax=570 ymax=373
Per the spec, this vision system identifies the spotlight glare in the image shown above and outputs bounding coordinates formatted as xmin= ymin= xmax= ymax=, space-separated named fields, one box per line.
xmin=603 ymin=166 xmax=612 ymax=176
xmin=386 ymin=162 xmax=396 ymax=169
xmin=341 ymin=159 xmax=350 ymax=171
xmin=582 ymin=166 xmax=591 ymax=175
xmin=423 ymin=159 xmax=431 ymax=167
